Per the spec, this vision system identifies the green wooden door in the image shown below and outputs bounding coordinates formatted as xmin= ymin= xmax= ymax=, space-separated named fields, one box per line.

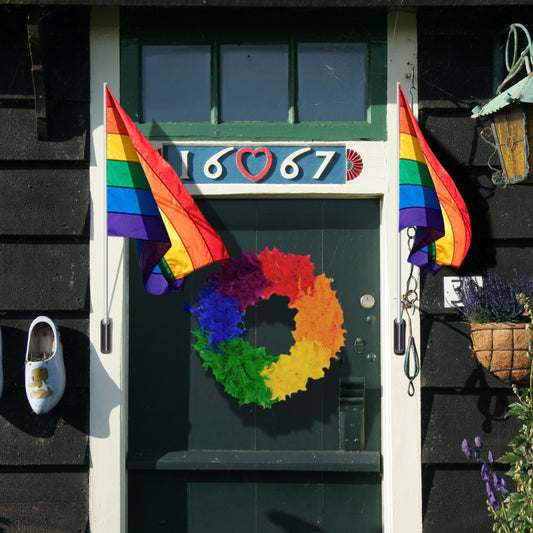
xmin=128 ymin=198 xmax=381 ymax=532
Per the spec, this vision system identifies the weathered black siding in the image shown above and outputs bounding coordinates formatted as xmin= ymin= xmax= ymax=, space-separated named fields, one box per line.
xmin=418 ymin=7 xmax=533 ymax=532
xmin=0 ymin=6 xmax=89 ymax=532
xmin=0 ymin=2 xmax=530 ymax=532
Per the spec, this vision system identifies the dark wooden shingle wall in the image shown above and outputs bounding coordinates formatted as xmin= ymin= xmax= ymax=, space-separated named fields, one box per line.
xmin=0 ymin=7 xmax=89 ymax=532
xmin=418 ymin=6 xmax=533 ymax=532
xmin=0 ymin=4 xmax=531 ymax=532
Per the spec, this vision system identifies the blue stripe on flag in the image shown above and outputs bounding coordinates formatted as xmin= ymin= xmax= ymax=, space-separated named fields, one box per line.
xmin=107 ymin=186 xmax=160 ymax=217
xmin=399 ymin=184 xmax=441 ymax=211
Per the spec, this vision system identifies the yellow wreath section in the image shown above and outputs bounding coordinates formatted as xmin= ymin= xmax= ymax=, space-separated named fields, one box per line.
xmin=260 ymin=274 xmax=346 ymax=401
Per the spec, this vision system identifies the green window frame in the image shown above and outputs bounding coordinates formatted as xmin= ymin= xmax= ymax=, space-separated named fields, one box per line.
xmin=120 ymin=8 xmax=387 ymax=142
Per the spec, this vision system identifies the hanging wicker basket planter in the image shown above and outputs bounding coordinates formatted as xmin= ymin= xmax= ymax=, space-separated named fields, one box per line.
xmin=470 ymin=322 xmax=532 ymax=384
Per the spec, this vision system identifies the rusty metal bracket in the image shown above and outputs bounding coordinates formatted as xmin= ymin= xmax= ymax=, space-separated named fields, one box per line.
xmin=27 ymin=9 xmax=48 ymax=140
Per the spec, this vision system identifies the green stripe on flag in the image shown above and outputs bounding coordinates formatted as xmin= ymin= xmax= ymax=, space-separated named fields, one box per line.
xmin=158 ymin=257 xmax=176 ymax=284
xmin=107 ymin=159 xmax=150 ymax=189
xmin=400 ymin=159 xmax=434 ymax=187
xmin=427 ymin=241 xmax=437 ymax=264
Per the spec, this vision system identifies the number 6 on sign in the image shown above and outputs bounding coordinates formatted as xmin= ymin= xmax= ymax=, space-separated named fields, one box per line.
xmin=280 ymin=147 xmax=311 ymax=180
xmin=203 ymin=147 xmax=235 ymax=180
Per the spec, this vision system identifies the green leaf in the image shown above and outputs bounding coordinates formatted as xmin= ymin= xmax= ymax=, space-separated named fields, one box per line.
xmin=499 ymin=452 xmax=523 ymax=464
xmin=509 ymin=498 xmax=525 ymax=519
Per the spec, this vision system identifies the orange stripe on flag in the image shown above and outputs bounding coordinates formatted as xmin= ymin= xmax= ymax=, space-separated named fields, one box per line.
xmin=107 ymin=107 xmax=128 ymax=136
xmin=139 ymin=159 xmax=215 ymax=271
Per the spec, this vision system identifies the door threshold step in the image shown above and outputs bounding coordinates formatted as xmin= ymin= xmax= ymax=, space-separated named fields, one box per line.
xmin=128 ymin=450 xmax=381 ymax=472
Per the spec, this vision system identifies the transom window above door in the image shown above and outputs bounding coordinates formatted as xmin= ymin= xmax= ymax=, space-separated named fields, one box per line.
xmin=121 ymin=8 xmax=386 ymax=141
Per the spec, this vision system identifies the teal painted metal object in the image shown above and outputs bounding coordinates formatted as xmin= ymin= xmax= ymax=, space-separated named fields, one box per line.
xmin=471 ymin=72 xmax=533 ymax=118
xmin=472 ymin=23 xmax=533 ymax=186
xmin=472 ymin=23 xmax=533 ymax=118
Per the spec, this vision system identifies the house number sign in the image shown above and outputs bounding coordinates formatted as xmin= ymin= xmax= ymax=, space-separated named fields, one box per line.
xmin=164 ymin=145 xmax=350 ymax=184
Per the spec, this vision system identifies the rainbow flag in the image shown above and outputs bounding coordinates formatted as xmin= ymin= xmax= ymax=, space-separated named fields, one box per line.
xmin=106 ymin=85 xmax=229 ymax=294
xmin=398 ymin=84 xmax=471 ymax=273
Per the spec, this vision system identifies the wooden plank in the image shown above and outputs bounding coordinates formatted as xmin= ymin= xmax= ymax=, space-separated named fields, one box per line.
xmin=128 ymin=470 xmax=380 ymax=533
xmin=0 ymin=243 xmax=88 ymax=311
xmin=0 ymin=389 xmax=88 ymax=466
xmin=0 ymin=168 xmax=89 ymax=236
xmin=421 ymin=390 xmax=521 ymax=464
xmin=473 ymin=181 xmax=533 ymax=240
xmin=418 ymin=6 xmax=533 ymax=37
xmin=0 ymin=10 xmax=32 ymax=98
xmin=0 ymin=471 xmax=88 ymax=532
xmin=41 ymin=9 xmax=90 ymax=103
xmin=418 ymin=109 xmax=494 ymax=167
xmin=423 ymin=466 xmax=502 ymax=533
xmin=0 ymin=7 xmax=89 ymax=103
xmin=421 ymin=318 xmax=510 ymax=389
xmin=1 ymin=0 xmax=531 ymax=6
xmin=418 ymin=35 xmax=493 ymax=108
xmin=0 ymin=318 xmax=89 ymax=388
xmin=0 ymin=107 xmax=87 ymax=161
xmin=130 ymin=450 xmax=381 ymax=472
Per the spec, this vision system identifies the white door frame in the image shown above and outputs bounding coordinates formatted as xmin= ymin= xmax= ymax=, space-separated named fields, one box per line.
xmin=88 ymin=7 xmax=421 ymax=532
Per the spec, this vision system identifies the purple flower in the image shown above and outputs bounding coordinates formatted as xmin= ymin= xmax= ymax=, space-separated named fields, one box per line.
xmin=454 ymin=272 xmax=533 ymax=323
xmin=486 ymin=482 xmax=501 ymax=511
xmin=488 ymin=450 xmax=494 ymax=464
xmin=462 ymin=439 xmax=472 ymax=459
xmin=493 ymin=473 xmax=510 ymax=495
xmin=481 ymin=463 xmax=490 ymax=481
xmin=474 ymin=436 xmax=483 ymax=459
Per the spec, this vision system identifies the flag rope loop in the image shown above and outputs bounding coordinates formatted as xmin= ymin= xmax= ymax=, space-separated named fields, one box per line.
xmin=401 ymin=229 xmax=420 ymax=396
xmin=402 ymin=291 xmax=420 ymax=397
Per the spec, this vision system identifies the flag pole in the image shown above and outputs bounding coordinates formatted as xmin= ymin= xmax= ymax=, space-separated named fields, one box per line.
xmin=394 ymin=82 xmax=406 ymax=355
xmin=101 ymin=82 xmax=112 ymax=353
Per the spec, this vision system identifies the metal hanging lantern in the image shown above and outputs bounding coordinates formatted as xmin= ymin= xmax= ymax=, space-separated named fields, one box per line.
xmin=472 ymin=23 xmax=533 ymax=187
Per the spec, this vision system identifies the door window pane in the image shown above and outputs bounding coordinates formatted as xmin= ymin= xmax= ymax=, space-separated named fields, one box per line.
xmin=220 ymin=44 xmax=288 ymax=122
xmin=142 ymin=45 xmax=211 ymax=122
xmin=297 ymin=43 xmax=367 ymax=121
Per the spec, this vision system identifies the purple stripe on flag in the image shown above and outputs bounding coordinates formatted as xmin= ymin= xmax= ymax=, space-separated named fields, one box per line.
xmin=145 ymin=273 xmax=185 ymax=295
xmin=139 ymin=240 xmax=172 ymax=286
xmin=108 ymin=212 xmax=169 ymax=242
xmin=408 ymin=249 xmax=442 ymax=274
xmin=412 ymin=228 xmax=444 ymax=255
xmin=399 ymin=207 xmax=444 ymax=232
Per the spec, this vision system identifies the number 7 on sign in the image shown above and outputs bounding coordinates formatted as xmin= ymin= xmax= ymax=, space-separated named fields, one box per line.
xmin=312 ymin=151 xmax=337 ymax=181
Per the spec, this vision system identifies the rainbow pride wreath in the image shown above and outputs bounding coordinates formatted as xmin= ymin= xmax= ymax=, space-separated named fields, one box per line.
xmin=187 ymin=247 xmax=346 ymax=408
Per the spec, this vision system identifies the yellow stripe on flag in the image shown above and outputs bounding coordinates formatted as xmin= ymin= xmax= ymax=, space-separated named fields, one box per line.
xmin=434 ymin=209 xmax=454 ymax=265
xmin=159 ymin=211 xmax=195 ymax=277
xmin=400 ymin=132 xmax=426 ymax=164
xmin=107 ymin=133 xmax=139 ymax=163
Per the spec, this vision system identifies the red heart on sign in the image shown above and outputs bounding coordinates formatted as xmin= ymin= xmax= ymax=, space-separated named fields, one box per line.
xmin=236 ymin=147 xmax=273 ymax=182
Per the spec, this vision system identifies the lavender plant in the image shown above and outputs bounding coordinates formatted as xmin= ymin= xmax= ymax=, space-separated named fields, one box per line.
xmin=461 ymin=293 xmax=533 ymax=532
xmin=462 ymin=436 xmax=514 ymax=533
xmin=455 ymin=272 xmax=533 ymax=323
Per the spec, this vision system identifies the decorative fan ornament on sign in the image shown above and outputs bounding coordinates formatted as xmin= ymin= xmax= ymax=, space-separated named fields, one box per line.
xmin=346 ymin=149 xmax=363 ymax=181
xmin=187 ymin=248 xmax=346 ymax=408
